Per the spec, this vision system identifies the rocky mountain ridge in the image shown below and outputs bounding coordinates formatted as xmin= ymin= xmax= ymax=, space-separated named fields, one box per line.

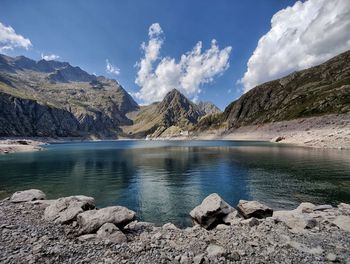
xmin=0 ymin=54 xmax=139 ymax=137
xmin=197 ymin=50 xmax=350 ymax=131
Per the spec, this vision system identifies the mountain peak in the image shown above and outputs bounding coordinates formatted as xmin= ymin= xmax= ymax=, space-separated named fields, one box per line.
xmin=164 ymin=88 xmax=182 ymax=98
xmin=197 ymin=101 xmax=221 ymax=115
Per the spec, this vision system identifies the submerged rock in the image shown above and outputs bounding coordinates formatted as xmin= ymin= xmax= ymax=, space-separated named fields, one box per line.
xmin=190 ymin=193 xmax=233 ymax=229
xmin=10 ymin=189 xmax=46 ymax=203
xmin=237 ymin=200 xmax=273 ymax=219
xmin=44 ymin=195 xmax=95 ymax=224
xmin=77 ymin=206 xmax=136 ymax=234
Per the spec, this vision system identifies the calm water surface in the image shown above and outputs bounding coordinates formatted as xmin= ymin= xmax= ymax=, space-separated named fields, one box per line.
xmin=1 ymin=140 xmax=350 ymax=227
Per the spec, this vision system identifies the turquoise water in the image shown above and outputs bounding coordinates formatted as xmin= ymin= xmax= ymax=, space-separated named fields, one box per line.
xmin=1 ymin=140 xmax=350 ymax=227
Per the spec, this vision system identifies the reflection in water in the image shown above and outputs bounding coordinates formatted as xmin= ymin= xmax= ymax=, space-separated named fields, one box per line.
xmin=0 ymin=140 xmax=349 ymax=227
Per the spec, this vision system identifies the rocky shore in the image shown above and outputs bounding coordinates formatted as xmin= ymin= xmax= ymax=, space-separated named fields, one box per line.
xmin=1 ymin=190 xmax=350 ymax=263
xmin=0 ymin=139 xmax=44 ymax=154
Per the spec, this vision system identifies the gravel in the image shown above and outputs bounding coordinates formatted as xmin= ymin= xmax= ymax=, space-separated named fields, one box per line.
xmin=0 ymin=197 xmax=349 ymax=263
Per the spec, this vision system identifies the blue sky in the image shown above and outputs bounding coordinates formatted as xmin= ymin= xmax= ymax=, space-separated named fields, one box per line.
xmin=1 ymin=0 xmax=349 ymax=109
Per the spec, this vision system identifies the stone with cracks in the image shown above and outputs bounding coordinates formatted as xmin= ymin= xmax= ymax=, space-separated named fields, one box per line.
xmin=237 ymin=200 xmax=273 ymax=219
xmin=10 ymin=189 xmax=46 ymax=203
xmin=44 ymin=196 xmax=95 ymax=224
xmin=96 ymin=223 xmax=127 ymax=243
xmin=190 ymin=193 xmax=233 ymax=229
xmin=77 ymin=206 xmax=136 ymax=234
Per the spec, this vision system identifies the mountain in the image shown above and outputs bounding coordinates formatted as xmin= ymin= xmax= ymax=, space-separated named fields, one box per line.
xmin=197 ymin=101 xmax=221 ymax=115
xmin=0 ymin=54 xmax=139 ymax=137
xmin=123 ymin=89 xmax=206 ymax=138
xmin=196 ymin=50 xmax=350 ymax=131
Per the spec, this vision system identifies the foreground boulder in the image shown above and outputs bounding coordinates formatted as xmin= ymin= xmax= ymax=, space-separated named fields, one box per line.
xmin=96 ymin=223 xmax=127 ymax=243
xmin=44 ymin=196 xmax=95 ymax=224
xmin=77 ymin=206 xmax=136 ymax=234
xmin=10 ymin=189 xmax=46 ymax=203
xmin=237 ymin=200 xmax=273 ymax=219
xmin=190 ymin=193 xmax=233 ymax=229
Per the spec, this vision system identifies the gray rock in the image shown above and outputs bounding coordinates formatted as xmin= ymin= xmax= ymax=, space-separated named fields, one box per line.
xmin=78 ymin=234 xmax=96 ymax=241
xmin=96 ymin=223 xmax=127 ymax=244
xmin=10 ymin=189 xmax=46 ymax=203
xmin=296 ymin=202 xmax=315 ymax=213
xmin=44 ymin=196 xmax=95 ymax=224
xmin=273 ymin=210 xmax=317 ymax=232
xmin=216 ymin=224 xmax=229 ymax=230
xmin=333 ymin=215 xmax=350 ymax=232
xmin=162 ymin=223 xmax=178 ymax=230
xmin=124 ymin=221 xmax=155 ymax=233
xmin=241 ymin=217 xmax=260 ymax=227
xmin=222 ymin=209 xmax=241 ymax=225
xmin=77 ymin=206 xmax=136 ymax=234
xmin=326 ymin=253 xmax=337 ymax=262
xmin=193 ymin=254 xmax=204 ymax=264
xmin=237 ymin=200 xmax=273 ymax=219
xmin=313 ymin=204 xmax=332 ymax=211
xmin=190 ymin=193 xmax=233 ymax=229
xmin=338 ymin=203 xmax=350 ymax=215
xmin=206 ymin=244 xmax=226 ymax=257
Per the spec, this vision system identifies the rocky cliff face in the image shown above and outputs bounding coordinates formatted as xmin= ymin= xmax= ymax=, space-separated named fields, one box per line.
xmin=196 ymin=50 xmax=350 ymax=131
xmin=0 ymin=92 xmax=80 ymax=137
xmin=0 ymin=54 xmax=139 ymax=138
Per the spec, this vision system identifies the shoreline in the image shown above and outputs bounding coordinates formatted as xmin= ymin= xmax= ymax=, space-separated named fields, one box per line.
xmin=0 ymin=139 xmax=45 ymax=154
xmin=162 ymin=113 xmax=350 ymax=150
xmin=1 ymin=190 xmax=349 ymax=263
xmin=1 ymin=113 xmax=349 ymax=154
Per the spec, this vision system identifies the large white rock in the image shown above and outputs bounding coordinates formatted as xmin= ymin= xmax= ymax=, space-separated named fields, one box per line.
xmin=273 ymin=210 xmax=317 ymax=232
xmin=190 ymin=193 xmax=233 ymax=229
xmin=333 ymin=215 xmax=350 ymax=232
xmin=10 ymin=189 xmax=46 ymax=203
xmin=96 ymin=223 xmax=127 ymax=243
xmin=44 ymin=195 xmax=95 ymax=224
xmin=237 ymin=200 xmax=273 ymax=219
xmin=77 ymin=206 xmax=136 ymax=234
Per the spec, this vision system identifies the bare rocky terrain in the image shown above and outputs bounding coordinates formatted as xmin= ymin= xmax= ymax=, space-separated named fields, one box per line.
xmin=1 ymin=190 xmax=349 ymax=263
xmin=190 ymin=113 xmax=350 ymax=149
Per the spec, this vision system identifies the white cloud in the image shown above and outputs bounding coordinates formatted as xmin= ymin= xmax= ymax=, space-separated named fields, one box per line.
xmin=240 ymin=0 xmax=350 ymax=93
xmin=41 ymin=53 xmax=60 ymax=61
xmin=134 ymin=23 xmax=232 ymax=104
xmin=106 ymin=59 xmax=120 ymax=75
xmin=0 ymin=22 xmax=32 ymax=52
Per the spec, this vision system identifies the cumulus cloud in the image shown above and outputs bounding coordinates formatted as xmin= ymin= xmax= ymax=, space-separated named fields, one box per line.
xmin=106 ymin=59 xmax=120 ymax=75
xmin=41 ymin=53 xmax=60 ymax=61
xmin=134 ymin=23 xmax=232 ymax=104
xmin=240 ymin=0 xmax=350 ymax=93
xmin=0 ymin=22 xmax=32 ymax=52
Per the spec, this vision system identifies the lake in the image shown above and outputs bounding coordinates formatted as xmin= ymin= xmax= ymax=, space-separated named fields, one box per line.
xmin=0 ymin=140 xmax=350 ymax=227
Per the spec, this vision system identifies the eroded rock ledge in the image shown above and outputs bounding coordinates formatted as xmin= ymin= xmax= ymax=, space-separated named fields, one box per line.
xmin=0 ymin=190 xmax=349 ymax=263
